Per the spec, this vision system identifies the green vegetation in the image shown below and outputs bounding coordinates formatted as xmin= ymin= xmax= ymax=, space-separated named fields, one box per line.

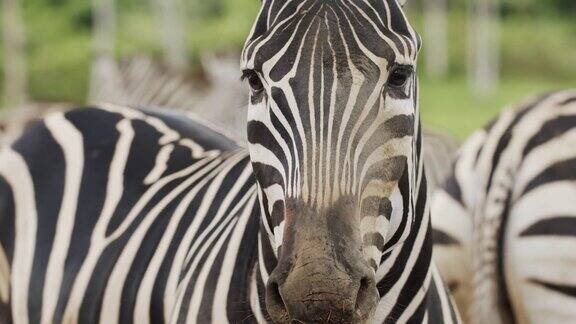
xmin=420 ymin=76 xmax=574 ymax=138
xmin=0 ymin=0 xmax=575 ymax=138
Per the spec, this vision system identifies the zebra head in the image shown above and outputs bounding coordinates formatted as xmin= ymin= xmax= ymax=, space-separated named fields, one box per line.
xmin=241 ymin=0 xmax=421 ymax=322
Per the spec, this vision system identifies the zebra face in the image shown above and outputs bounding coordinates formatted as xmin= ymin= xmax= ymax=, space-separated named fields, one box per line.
xmin=241 ymin=0 xmax=420 ymax=322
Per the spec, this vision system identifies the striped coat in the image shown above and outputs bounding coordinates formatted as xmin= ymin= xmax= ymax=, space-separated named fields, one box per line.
xmin=0 ymin=104 xmax=459 ymax=323
xmin=0 ymin=105 xmax=262 ymax=323
xmin=432 ymin=90 xmax=576 ymax=323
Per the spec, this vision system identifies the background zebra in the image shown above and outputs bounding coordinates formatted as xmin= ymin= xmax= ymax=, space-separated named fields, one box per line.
xmin=431 ymin=89 xmax=576 ymax=323
xmin=0 ymin=105 xmax=264 ymax=323
xmin=0 ymin=0 xmax=461 ymax=323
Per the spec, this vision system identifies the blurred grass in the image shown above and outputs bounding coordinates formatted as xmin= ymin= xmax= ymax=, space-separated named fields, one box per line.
xmin=0 ymin=2 xmax=574 ymax=138
xmin=419 ymin=76 xmax=574 ymax=138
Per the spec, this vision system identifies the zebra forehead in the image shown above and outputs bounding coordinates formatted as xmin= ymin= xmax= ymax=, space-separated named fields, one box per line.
xmin=243 ymin=0 xmax=418 ymax=69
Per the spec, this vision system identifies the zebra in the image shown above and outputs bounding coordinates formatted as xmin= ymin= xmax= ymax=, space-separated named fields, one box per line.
xmin=0 ymin=0 xmax=460 ymax=323
xmin=431 ymin=89 xmax=576 ymax=323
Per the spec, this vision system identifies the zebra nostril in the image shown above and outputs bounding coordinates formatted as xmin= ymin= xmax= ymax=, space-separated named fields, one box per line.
xmin=355 ymin=275 xmax=379 ymax=319
xmin=266 ymin=279 xmax=288 ymax=321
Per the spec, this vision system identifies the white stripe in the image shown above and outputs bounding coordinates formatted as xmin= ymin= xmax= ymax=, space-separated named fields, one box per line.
xmin=100 ymin=153 xmax=231 ymax=324
xmin=0 ymin=240 xmax=9 ymax=303
xmin=134 ymin=158 xmax=223 ymax=323
xmin=144 ymin=144 xmax=174 ymax=185
xmin=164 ymin=153 xmax=248 ymax=315
xmin=99 ymin=104 xmax=180 ymax=144
xmin=182 ymin=160 xmax=255 ymax=266
xmin=434 ymin=265 xmax=456 ymax=324
xmin=249 ymin=266 xmax=267 ymax=324
xmin=41 ymin=113 xmax=85 ymax=324
xmin=0 ymin=148 xmax=37 ymax=324
xmin=396 ymin=267 xmax=433 ymax=323
xmin=62 ymin=118 xmax=134 ymax=322
xmin=102 ymin=155 xmax=233 ymax=323
xmin=184 ymin=217 xmax=238 ymax=323
xmin=258 ymin=234 xmax=270 ymax=284
xmin=377 ymin=194 xmax=429 ymax=319
xmin=179 ymin=138 xmax=220 ymax=159
xmin=212 ymin=193 xmax=258 ymax=323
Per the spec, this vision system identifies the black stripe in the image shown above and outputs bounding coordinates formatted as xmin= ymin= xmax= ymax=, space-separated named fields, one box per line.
xmin=520 ymin=217 xmax=576 ymax=237
xmin=150 ymin=181 xmax=212 ymax=323
xmin=380 ymin=167 xmax=410 ymax=253
xmin=361 ymin=156 xmax=407 ymax=192
xmin=247 ymin=120 xmax=288 ymax=169
xmin=432 ymin=229 xmax=460 ymax=246
xmin=175 ymin=216 xmax=239 ymax=323
xmin=442 ymin=173 xmax=463 ymax=205
xmin=529 ymin=278 xmax=576 ymax=297
xmin=0 ymin=299 xmax=12 ymax=324
xmin=496 ymin=186 xmax=515 ymax=323
xmin=13 ymin=121 xmax=66 ymax=323
xmin=119 ymin=191 xmax=182 ymax=324
xmin=0 ymin=175 xmax=15 ymax=265
xmin=268 ymin=5 xmax=316 ymax=82
xmin=424 ymin=277 xmax=444 ymax=324
xmin=486 ymin=95 xmax=548 ymax=193
xmin=560 ymin=96 xmax=576 ymax=106
xmin=198 ymin=198 xmax=255 ymax=323
xmin=358 ymin=114 xmax=415 ymax=176
xmin=54 ymin=108 xmax=123 ymax=323
xmin=105 ymin=118 xmax=170 ymax=236
xmin=522 ymin=157 xmax=576 ymax=196
xmin=522 ymin=115 xmax=576 ymax=159
xmin=406 ymin=298 xmax=427 ymax=324
xmin=226 ymin=202 xmax=260 ymax=322
xmin=251 ymin=161 xmax=284 ymax=189
xmin=363 ymin=233 xmax=385 ymax=251
xmin=140 ymin=108 xmax=239 ymax=152
xmin=383 ymin=176 xmax=431 ymax=321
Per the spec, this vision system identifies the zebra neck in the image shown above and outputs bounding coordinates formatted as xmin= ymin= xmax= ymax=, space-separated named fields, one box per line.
xmin=249 ymin=259 xmax=270 ymax=322
xmin=250 ymin=230 xmax=276 ymax=321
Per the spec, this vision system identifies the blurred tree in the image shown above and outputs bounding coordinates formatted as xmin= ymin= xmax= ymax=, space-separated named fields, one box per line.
xmin=467 ymin=0 xmax=500 ymax=97
xmin=73 ymin=5 xmax=95 ymax=30
xmin=191 ymin=0 xmax=224 ymax=19
xmin=423 ymin=0 xmax=449 ymax=78
xmin=153 ymin=0 xmax=189 ymax=71
xmin=89 ymin=0 xmax=122 ymax=102
xmin=2 ymin=0 xmax=28 ymax=107
xmin=501 ymin=0 xmax=576 ymax=15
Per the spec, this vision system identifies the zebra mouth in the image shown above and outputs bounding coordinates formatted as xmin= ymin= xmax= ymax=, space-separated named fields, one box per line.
xmin=265 ymin=265 xmax=379 ymax=323
xmin=263 ymin=198 xmax=380 ymax=323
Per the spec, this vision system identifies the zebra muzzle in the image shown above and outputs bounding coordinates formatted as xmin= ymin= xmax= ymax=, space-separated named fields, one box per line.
xmin=266 ymin=257 xmax=378 ymax=323
xmin=265 ymin=200 xmax=379 ymax=323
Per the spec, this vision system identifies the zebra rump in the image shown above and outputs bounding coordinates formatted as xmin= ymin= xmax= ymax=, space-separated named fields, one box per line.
xmin=432 ymin=89 xmax=576 ymax=323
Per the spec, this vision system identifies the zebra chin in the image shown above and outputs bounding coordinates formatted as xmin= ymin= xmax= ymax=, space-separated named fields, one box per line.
xmin=264 ymin=198 xmax=380 ymax=323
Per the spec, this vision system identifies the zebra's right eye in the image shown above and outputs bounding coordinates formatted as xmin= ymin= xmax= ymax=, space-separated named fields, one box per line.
xmin=242 ymin=70 xmax=264 ymax=93
xmin=387 ymin=65 xmax=413 ymax=89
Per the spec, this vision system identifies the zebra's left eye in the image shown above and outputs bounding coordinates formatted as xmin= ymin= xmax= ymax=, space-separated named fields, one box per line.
xmin=387 ymin=66 xmax=413 ymax=89
xmin=242 ymin=70 xmax=264 ymax=93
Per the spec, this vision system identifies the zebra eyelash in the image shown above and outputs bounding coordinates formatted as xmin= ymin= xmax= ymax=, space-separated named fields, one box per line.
xmin=241 ymin=70 xmax=265 ymax=96
xmin=240 ymin=70 xmax=254 ymax=82
xmin=386 ymin=65 xmax=414 ymax=99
